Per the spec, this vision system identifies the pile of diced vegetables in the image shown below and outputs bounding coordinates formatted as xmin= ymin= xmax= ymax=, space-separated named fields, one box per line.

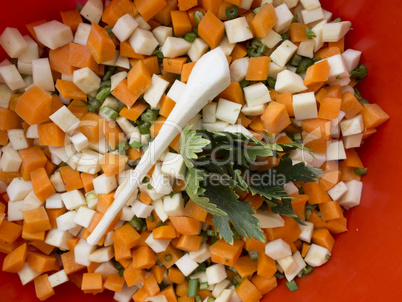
xmin=0 ymin=0 xmax=390 ymax=301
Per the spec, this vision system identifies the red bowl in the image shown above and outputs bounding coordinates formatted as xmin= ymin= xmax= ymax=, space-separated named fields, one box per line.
xmin=1 ymin=0 xmax=402 ymax=301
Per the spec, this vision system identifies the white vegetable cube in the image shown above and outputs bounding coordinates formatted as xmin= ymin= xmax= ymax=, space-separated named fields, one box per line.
xmin=45 ymin=229 xmax=73 ymax=250
xmin=265 ymin=238 xmax=292 ymax=260
xmin=285 ymin=251 xmax=306 ymax=282
xmin=259 ymin=30 xmax=282 ymax=49
xmin=230 ymin=57 xmax=249 ymax=82
xmin=74 ymin=206 xmax=96 ymax=228
xmin=312 ymin=20 xmax=327 ymax=52
xmin=176 ymin=254 xmax=199 ymax=277
xmin=241 ymin=104 xmax=266 ymax=117
xmin=7 ymin=178 xmax=32 ymax=201
xmin=18 ymin=262 xmax=41 ymax=285
xmin=0 ymin=83 xmax=12 ymax=108
xmin=26 ymin=124 xmax=38 ymax=139
xmin=275 ymin=70 xmax=307 ymax=94
xmin=244 ymin=83 xmax=271 ymax=108
xmin=114 ymin=284 xmax=139 ymax=302
xmin=131 ymin=200 xmax=154 ymax=219
xmin=300 ymin=0 xmax=321 ymax=10
xmin=224 ymin=17 xmax=254 ymax=44
xmin=326 ymin=54 xmax=349 ymax=81
xmin=268 ymin=61 xmax=286 ymax=79
xmin=121 ymin=206 xmax=135 ymax=221
xmin=111 ymin=71 xmax=127 ymax=91
xmin=298 ymin=221 xmax=314 ymax=242
xmin=188 ymin=38 xmax=209 ymax=62
xmin=61 ymin=190 xmax=86 ymax=210
xmin=274 ymin=4 xmax=293 ymax=33
xmin=144 ymin=74 xmax=169 ymax=108
xmin=32 ymin=58 xmax=54 ymax=92
xmin=73 ymin=67 xmax=101 ymax=94
xmin=342 ymin=49 xmax=362 ymax=72
xmin=8 ymin=200 xmax=24 ymax=221
xmin=45 ymin=193 xmax=64 ymax=209
xmin=215 ymin=98 xmax=242 ymax=125
xmin=0 ymin=64 xmax=25 ymax=90
xmin=89 ymin=246 xmax=114 ymax=263
xmin=112 ymin=14 xmax=139 ymax=42
xmin=224 ymin=124 xmax=252 ymax=137
xmin=135 ymin=15 xmax=151 ymax=30
xmin=338 ymin=180 xmax=363 ymax=209
xmin=161 ymin=152 xmax=186 ymax=180
xmin=163 ymin=193 xmax=184 ymax=217
xmin=56 ymin=211 xmax=78 ymax=231
xmin=117 ymin=116 xmax=137 ymax=136
xmin=202 ymin=103 xmax=217 ymax=123
xmin=212 ymin=280 xmax=231 ymax=298
xmin=217 ymin=37 xmax=235 ymax=56
xmin=70 ymin=132 xmax=89 ymax=152
xmin=301 ymin=7 xmax=324 ymax=24
xmin=189 ymin=243 xmax=211 ymax=263
xmin=343 ymin=133 xmax=363 ymax=149
xmin=33 ymin=21 xmax=73 ymax=50
xmin=23 ymin=191 xmax=43 ymax=211
xmin=139 ymin=183 xmax=165 ymax=201
xmin=284 ymin=182 xmax=299 ymax=196
xmin=80 ymin=0 xmax=103 ymax=23
xmin=206 ymin=263 xmax=227 ymax=285
xmin=240 ymin=0 xmax=253 ymax=9
xmin=49 ymin=172 xmax=66 ymax=193
xmin=304 ymin=244 xmax=331 ymax=267
xmin=0 ymin=147 xmax=22 ymax=172
xmin=161 ymin=37 xmax=192 ymax=59
xmin=277 ymin=255 xmax=298 ymax=275
xmin=115 ymin=55 xmax=130 ymax=69
xmin=150 ymin=164 xmax=172 ymax=195
xmin=167 ymin=80 xmax=186 ymax=103
xmin=74 ymin=23 xmax=91 ymax=46
xmin=94 ymin=261 xmax=118 ymax=280
xmin=253 ymin=212 xmax=284 ymax=228
xmin=145 ymin=232 xmax=171 ymax=253
xmin=50 ymin=106 xmax=80 ymax=134
xmin=327 ymin=181 xmax=348 ymax=201
xmin=292 ymin=92 xmax=318 ymax=120
xmin=152 ymin=26 xmax=173 ymax=45
xmin=322 ymin=21 xmax=352 ymax=42
xmin=202 ymin=121 xmax=230 ymax=131
xmin=152 ymin=199 xmax=168 ymax=222
xmin=326 ymin=140 xmax=347 ymax=161
xmin=77 ymin=149 xmax=102 ymax=175
xmin=48 ymin=270 xmax=69 ymax=288
xmin=270 ymin=40 xmax=298 ymax=68
xmin=75 ymin=238 xmax=97 ymax=266
xmin=129 ymin=28 xmax=159 ymax=56
xmin=340 ymin=114 xmax=364 ymax=137
xmin=297 ymin=39 xmax=315 ymax=58
xmin=0 ymin=27 xmax=28 ymax=58
xmin=93 ymin=174 xmax=117 ymax=194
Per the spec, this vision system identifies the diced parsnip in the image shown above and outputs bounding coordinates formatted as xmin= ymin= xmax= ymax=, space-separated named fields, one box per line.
xmin=19 ymin=35 xmax=39 ymax=62
xmin=327 ymin=181 xmax=348 ymax=201
xmin=114 ymin=284 xmax=139 ymax=302
xmin=304 ymin=244 xmax=331 ymax=267
xmin=189 ymin=243 xmax=211 ymax=263
xmin=120 ymin=206 xmax=135 ymax=221
xmin=111 ymin=71 xmax=127 ymax=91
xmin=8 ymin=200 xmax=24 ymax=221
xmin=68 ymin=225 xmax=82 ymax=237
xmin=224 ymin=17 xmax=254 ymax=44
xmin=73 ymin=67 xmax=101 ymax=94
xmin=145 ymin=232 xmax=171 ymax=253
xmin=343 ymin=133 xmax=363 ymax=149
xmin=241 ymin=104 xmax=267 ymax=116
xmin=167 ymin=80 xmax=186 ymax=103
xmin=240 ymin=0 xmax=253 ymax=10
xmin=80 ymin=0 xmax=103 ymax=24
xmin=275 ymin=69 xmax=307 ymax=94
xmin=298 ymin=221 xmax=314 ymax=242
xmin=160 ymin=36 xmax=192 ymax=58
xmin=116 ymin=116 xmax=137 ymax=136
xmin=77 ymin=149 xmax=101 ymax=174
xmin=224 ymin=124 xmax=253 ymax=137
xmin=18 ymin=60 xmax=32 ymax=76
xmin=45 ymin=193 xmax=63 ymax=209
xmin=45 ymin=229 xmax=73 ymax=250
xmin=212 ymin=279 xmax=231 ymax=298
xmin=0 ymin=64 xmax=25 ymax=90
xmin=94 ymin=261 xmax=119 ymax=280
xmin=301 ymin=7 xmax=324 ymax=24
xmin=23 ymin=191 xmax=43 ymax=211
xmin=152 ymin=26 xmax=173 ymax=45
xmin=265 ymin=238 xmax=292 ymax=260
xmin=215 ymin=98 xmax=242 ymax=125
xmin=268 ymin=61 xmax=286 ymax=79
xmin=112 ymin=14 xmax=139 ymax=42
xmin=161 ymin=152 xmax=186 ymax=180
xmin=244 ymin=82 xmax=271 ymax=107
xmin=206 ymin=263 xmax=227 ymax=285
xmin=150 ymin=164 xmax=172 ymax=195
xmin=103 ymin=50 xmax=119 ymax=67
xmin=49 ymin=172 xmax=66 ymax=193
xmin=326 ymin=140 xmax=347 ymax=161
xmin=176 ymin=254 xmax=200 ymax=276
xmin=49 ymin=145 xmax=77 ymax=164
xmin=139 ymin=183 xmax=165 ymax=201
xmin=285 ymin=251 xmax=306 ymax=282
xmin=273 ymin=0 xmax=299 ymax=9
xmin=188 ymin=38 xmax=209 ymax=62
xmin=292 ymin=92 xmax=318 ymax=120
xmin=310 ymin=152 xmax=327 ymax=168
xmin=338 ymin=180 xmax=363 ymax=209
xmin=56 ymin=211 xmax=78 ymax=231
xmin=312 ymin=20 xmax=327 ymax=52
xmin=145 ymin=296 xmax=168 ymax=302
xmin=129 ymin=28 xmax=159 ymax=56
xmin=253 ymin=211 xmax=285 ymax=228
xmin=92 ymin=173 xmax=117 ymax=194
xmin=61 ymin=190 xmax=86 ymax=210
xmin=274 ymin=4 xmax=294 ymax=33
xmin=18 ymin=262 xmax=41 ymax=286
xmin=131 ymin=200 xmax=154 ymax=218
xmin=322 ymin=21 xmax=352 ymax=42
xmin=271 ymin=40 xmax=298 ymax=67
xmin=215 ymin=289 xmax=235 ymax=302
xmin=300 ymin=0 xmax=321 ymax=11
xmin=342 ymin=49 xmax=362 ymax=72
xmin=7 ymin=177 xmax=32 ymax=201
xmin=48 ymin=270 xmax=69 ymax=288
xmin=0 ymin=27 xmax=28 ymax=58
xmin=70 ymin=132 xmax=89 ymax=152
xmin=89 ymin=246 xmax=114 ymax=263
xmin=283 ymin=182 xmax=299 ymax=196
xmin=115 ymin=55 xmax=130 ymax=69
xmin=218 ymin=37 xmax=236 ymax=56
xmin=152 ymin=199 xmax=168 ymax=222
xmin=135 ymin=15 xmax=151 ymax=30
xmin=201 ymin=121 xmax=230 ymax=131
xmin=290 ymin=148 xmax=314 ymax=165
xmin=202 ymin=102 xmax=217 ymax=123
xmin=74 ymin=206 xmax=96 ymax=228
xmin=74 ymin=23 xmax=92 ymax=46
xmin=0 ymin=83 xmax=12 ymax=108
xmin=32 ymin=58 xmax=54 ymax=92
xmin=277 ymin=255 xmax=298 ymax=275
xmin=26 ymin=124 xmax=39 ymax=139
xmin=229 ymin=57 xmax=249 ymax=82
xmin=297 ymin=39 xmax=315 ymax=58
xmin=259 ymin=30 xmax=282 ymax=49
xmin=34 ymin=21 xmax=73 ymax=50
xmin=0 ymin=147 xmax=22 ymax=172
xmin=144 ymin=74 xmax=170 ymax=108
xmin=340 ymin=114 xmax=364 ymax=136
xmin=74 ymin=238 xmax=97 ymax=266
xmin=163 ymin=193 xmax=184 ymax=217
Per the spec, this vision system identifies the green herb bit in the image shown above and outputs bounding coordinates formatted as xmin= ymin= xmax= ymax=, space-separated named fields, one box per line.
xmin=286 ymin=280 xmax=299 ymax=292
xmin=184 ymin=32 xmax=198 ymax=42
xmin=232 ymin=278 xmax=239 ymax=286
xmin=76 ymin=3 xmax=83 ymax=11
xmin=313 ymin=56 xmax=322 ymax=62
xmin=292 ymin=14 xmax=299 ymax=23
xmin=248 ymin=251 xmax=258 ymax=261
xmin=331 ymin=17 xmax=342 ymax=23
xmin=354 ymin=168 xmax=368 ymax=176
xmin=226 ymin=6 xmax=239 ymax=19
xmin=103 ymin=66 xmax=116 ymax=81
xmin=193 ymin=10 xmax=204 ymax=25
xmin=156 ymin=259 xmax=164 ymax=267
xmin=130 ymin=141 xmax=143 ymax=150
xmin=113 ymin=261 xmax=123 ymax=270
xmin=267 ymin=77 xmax=276 ymax=89
xmin=88 ymin=98 xmax=101 ymax=113
xmin=239 ymin=79 xmax=250 ymax=89
xmin=106 ymin=27 xmax=115 ymax=38
xmin=289 ymin=54 xmax=302 ymax=67
xmin=129 ymin=216 xmax=144 ymax=231
xmin=187 ymin=278 xmax=199 ymax=297
xmin=138 ymin=121 xmax=151 ymax=134
xmin=199 ymin=282 xmax=209 ymax=290
xmin=169 ymin=191 xmax=175 ymax=198
xmin=325 ymin=254 xmax=331 ymax=260
xmin=116 ymin=141 xmax=130 ymax=156
xmin=96 ymin=87 xmax=111 ymax=101
xmin=141 ymin=108 xmax=159 ymax=123
xmin=303 ymin=266 xmax=313 ymax=275
xmin=152 ymin=49 xmax=164 ymax=62
xmin=100 ymin=80 xmax=111 ymax=89
xmin=354 ymin=88 xmax=370 ymax=105
xmin=281 ymin=33 xmax=290 ymax=41
xmin=350 ymin=64 xmax=367 ymax=80
xmin=100 ymin=106 xmax=119 ymax=120
xmin=195 ymin=295 xmax=202 ymax=302
xmin=306 ymin=27 xmax=316 ymax=39
xmin=296 ymin=58 xmax=314 ymax=75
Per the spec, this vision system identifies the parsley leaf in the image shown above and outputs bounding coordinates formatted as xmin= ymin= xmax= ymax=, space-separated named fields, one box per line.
xmin=268 ymin=156 xmax=322 ymax=183
xmin=180 ymin=125 xmax=210 ymax=168
xmin=268 ymin=198 xmax=304 ymax=224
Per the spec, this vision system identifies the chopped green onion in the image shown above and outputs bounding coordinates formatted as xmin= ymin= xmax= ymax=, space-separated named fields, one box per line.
xmin=325 ymin=254 xmax=331 ymax=260
xmin=96 ymin=87 xmax=111 ymax=101
xmin=226 ymin=6 xmax=239 ymax=19
xmin=138 ymin=121 xmax=151 ymax=134
xmin=76 ymin=3 xmax=83 ymax=11
xmin=193 ymin=10 xmax=204 ymax=25
xmin=141 ymin=108 xmax=159 ymax=123
xmin=116 ymin=141 xmax=130 ymax=155
xmin=354 ymin=88 xmax=370 ymax=105
xmin=130 ymin=141 xmax=143 ymax=149
xmin=209 ymin=236 xmax=218 ymax=245
xmin=169 ymin=191 xmax=175 ymax=198
xmin=164 ymin=254 xmax=172 ymax=262
xmin=100 ymin=80 xmax=112 ymax=88
xmin=152 ymin=49 xmax=164 ymax=62
xmin=118 ymin=268 xmax=125 ymax=277
xmin=143 ymin=177 xmax=150 ymax=183
xmin=303 ymin=266 xmax=313 ymax=275
xmin=231 ymin=277 xmax=238 ymax=286
xmin=184 ymin=32 xmax=197 ymax=42
xmin=313 ymin=56 xmax=322 ymax=63
xmin=148 ymin=212 xmax=154 ymax=222
xmin=248 ymin=251 xmax=258 ymax=261
xmin=350 ymin=64 xmax=367 ymax=80
xmin=293 ymin=132 xmax=302 ymax=141
xmin=113 ymin=261 xmax=123 ymax=270
xmin=103 ymin=66 xmax=116 ymax=81
xmin=156 ymin=259 xmax=164 ymax=267
xmin=289 ymin=54 xmax=302 ymax=67
xmin=129 ymin=217 xmax=145 ymax=231
xmin=253 ymin=7 xmax=261 ymax=14
xmin=281 ymin=33 xmax=290 ymax=41
xmin=187 ymin=278 xmax=199 ymax=297
xmin=296 ymin=58 xmax=314 ymax=75
xmin=247 ymin=39 xmax=267 ymax=57
xmin=267 ymin=77 xmax=276 ymax=89
xmin=205 ymin=298 xmax=215 ymax=302
xmin=286 ymin=280 xmax=298 ymax=292
xmin=59 ymin=162 xmax=68 ymax=167
xmin=147 ymin=183 xmax=153 ymax=190
xmin=106 ymin=27 xmax=115 ymax=37
xmin=354 ymin=167 xmax=368 ymax=176
xmin=195 ymin=295 xmax=202 ymax=302
xmin=85 ymin=192 xmax=97 ymax=204
xmin=292 ymin=14 xmax=298 ymax=23
xmin=199 ymin=282 xmax=209 ymax=290
xmin=306 ymin=27 xmax=316 ymax=39
xmin=239 ymin=79 xmax=250 ymax=89
xmin=88 ymin=98 xmax=101 ymax=113
xmin=331 ymin=17 xmax=342 ymax=23
xmin=297 ymin=270 xmax=304 ymax=278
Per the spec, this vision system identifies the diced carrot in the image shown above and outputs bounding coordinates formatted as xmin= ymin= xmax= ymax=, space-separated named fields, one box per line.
xmin=102 ymin=0 xmax=135 ymax=25
xmin=163 ymin=57 xmax=188 ymax=74
xmin=60 ymin=9 xmax=82 ymax=33
xmin=168 ymin=267 xmax=185 ymax=284
xmin=217 ymin=81 xmax=245 ymax=105
xmin=257 ymin=251 xmax=277 ymax=279
xmin=326 ymin=217 xmax=348 ymax=234
xmin=46 ymin=208 xmax=67 ymax=229
xmin=80 ymin=112 xmax=103 ymax=143
xmin=0 ymin=130 xmax=8 ymax=145
xmin=100 ymin=153 xmax=128 ymax=177
xmin=49 ymin=44 xmax=75 ymax=75
xmin=290 ymin=23 xmax=308 ymax=43
xmin=363 ymin=128 xmax=377 ymax=140
xmin=187 ymin=6 xmax=206 ymax=27
xmin=301 ymin=118 xmax=332 ymax=140
xmin=26 ymin=19 xmax=47 ymax=47
xmin=27 ymin=251 xmax=57 ymax=273
xmin=111 ymin=79 xmax=139 ymax=108
xmin=152 ymin=265 xmax=166 ymax=284
xmin=59 ymin=166 xmax=84 ymax=191
xmin=314 ymin=46 xmax=341 ymax=59
xmin=127 ymin=60 xmax=152 ymax=103
xmin=181 ymin=61 xmax=196 ymax=84
xmin=198 ymin=11 xmax=225 ymax=49
xmin=19 ymin=146 xmax=48 ymax=180
xmin=102 ymin=120 xmax=126 ymax=149
xmin=29 ymin=241 xmax=54 ymax=256
xmin=236 ymin=278 xmax=262 ymax=302
xmin=261 ymin=101 xmax=291 ymax=137
xmin=178 ymin=0 xmax=197 ymax=11
xmin=96 ymin=192 xmax=114 ymax=214
xmin=135 ymin=0 xmax=167 ymax=21
xmin=326 ymin=84 xmax=342 ymax=98
xmin=183 ymin=200 xmax=208 ymax=222
xmin=301 ymin=242 xmax=311 ymax=257
xmin=233 ymin=255 xmax=258 ymax=278
xmin=344 ymin=148 xmax=364 ymax=168
xmin=217 ymin=1 xmax=234 ymax=21
xmin=341 ymin=91 xmax=363 ymax=119
xmin=37 ymin=123 xmax=66 ymax=147
xmin=304 ymin=60 xmax=330 ymax=86
xmin=149 ymin=116 xmax=167 ymax=138
xmin=169 ymin=216 xmax=201 ymax=235
xmin=87 ymin=22 xmax=116 ymax=64
xmin=153 ymin=225 xmax=177 ymax=240
xmin=319 ymin=201 xmax=344 ymax=221
xmin=120 ymin=41 xmax=145 ymax=59
xmin=312 ymin=228 xmax=335 ymax=251
xmin=265 ymin=216 xmax=302 ymax=245
xmin=329 ymin=37 xmax=345 ymax=52
xmin=61 ymin=251 xmax=85 ymax=275
xmin=113 ymin=242 xmax=132 ymax=261
xmin=176 ymin=234 xmax=203 ymax=252
xmin=159 ymin=95 xmax=176 ymax=118
xmin=361 ymin=103 xmax=390 ymax=128
xmin=67 ymin=99 xmax=88 ymax=118
xmin=290 ymin=194 xmax=309 ymax=221
xmin=176 ymin=281 xmax=190 ymax=298
xmin=157 ymin=244 xmax=183 ymax=268
xmin=230 ymin=44 xmax=247 ymax=61
xmin=319 ymin=170 xmax=341 ymax=191
xmin=303 ymin=182 xmax=331 ymax=205
xmin=275 ymin=93 xmax=294 ymax=117
xmin=87 ymin=262 xmax=101 ymax=273
xmin=251 ymin=274 xmax=277 ymax=295
xmin=140 ymin=57 xmax=159 ymax=76
xmin=210 ymin=239 xmax=243 ymax=267
xmin=30 ymin=168 xmax=55 ymax=201
xmin=246 ymin=56 xmax=271 ymax=81
xmin=160 ymin=285 xmax=177 ymax=302
xmin=128 ymin=147 xmax=143 ymax=162
xmin=22 ymin=206 xmax=52 ymax=233
xmin=81 ymin=272 xmax=104 ymax=294
xmin=34 ymin=274 xmax=55 ymax=301
xmin=152 ymin=0 xmax=177 ymax=25
xmin=80 ymin=173 xmax=96 ymax=193
xmin=200 ymin=0 xmax=222 ymax=15
xmin=112 ymin=223 xmax=141 ymax=250
xmin=171 ymin=10 xmax=192 ymax=36
xmin=22 ymin=220 xmax=46 ymax=242
xmin=244 ymin=237 xmax=266 ymax=252
xmin=143 ymin=273 xmax=161 ymax=296
xmin=146 ymin=211 xmax=162 ymax=231
xmin=0 ymin=108 xmax=22 ymax=130
xmin=123 ymin=263 xmax=145 ymax=287
xmin=15 ymin=85 xmax=52 ymax=125
xmin=251 ymin=3 xmax=277 ymax=38
xmin=67 ymin=238 xmax=80 ymax=252
xmin=2 ymin=243 xmax=27 ymax=273
xmin=69 ymin=42 xmax=98 ymax=72
xmin=318 ymin=97 xmax=341 ymax=120
xmin=119 ymin=102 xmax=148 ymax=122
